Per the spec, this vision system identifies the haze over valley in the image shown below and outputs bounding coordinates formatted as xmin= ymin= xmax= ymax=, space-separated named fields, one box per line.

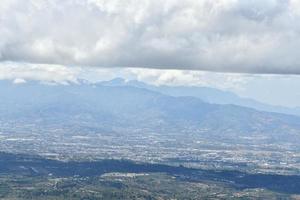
xmin=1 ymin=79 xmax=300 ymax=175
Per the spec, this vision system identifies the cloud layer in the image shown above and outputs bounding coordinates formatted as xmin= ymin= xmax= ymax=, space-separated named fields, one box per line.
xmin=0 ymin=61 xmax=252 ymax=91
xmin=1 ymin=0 xmax=300 ymax=74
xmin=0 ymin=62 xmax=80 ymax=84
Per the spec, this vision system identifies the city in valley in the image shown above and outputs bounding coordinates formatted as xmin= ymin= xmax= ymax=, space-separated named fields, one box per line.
xmin=0 ymin=79 xmax=299 ymax=199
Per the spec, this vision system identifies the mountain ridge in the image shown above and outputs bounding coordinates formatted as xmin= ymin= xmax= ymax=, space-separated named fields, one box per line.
xmin=1 ymin=79 xmax=300 ymax=143
xmin=99 ymin=78 xmax=300 ymax=117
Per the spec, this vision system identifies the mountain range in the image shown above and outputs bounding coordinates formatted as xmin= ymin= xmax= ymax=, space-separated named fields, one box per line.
xmin=1 ymin=79 xmax=300 ymax=143
xmin=100 ymin=78 xmax=300 ymax=117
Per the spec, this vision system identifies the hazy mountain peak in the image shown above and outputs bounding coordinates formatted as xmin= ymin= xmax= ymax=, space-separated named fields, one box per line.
xmin=100 ymin=78 xmax=127 ymax=86
xmin=96 ymin=78 xmax=300 ymax=117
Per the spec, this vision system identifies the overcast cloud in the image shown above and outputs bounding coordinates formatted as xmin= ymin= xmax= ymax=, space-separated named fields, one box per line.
xmin=1 ymin=0 xmax=300 ymax=74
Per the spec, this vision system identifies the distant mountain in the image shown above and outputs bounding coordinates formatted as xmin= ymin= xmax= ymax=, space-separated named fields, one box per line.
xmin=1 ymin=80 xmax=300 ymax=143
xmin=100 ymin=78 xmax=300 ymax=117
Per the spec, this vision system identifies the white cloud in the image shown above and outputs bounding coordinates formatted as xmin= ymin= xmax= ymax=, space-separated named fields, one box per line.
xmin=0 ymin=62 xmax=80 ymax=83
xmin=0 ymin=0 xmax=300 ymax=74
xmin=13 ymin=78 xmax=26 ymax=84
xmin=0 ymin=61 xmax=252 ymax=91
xmin=124 ymin=68 xmax=253 ymax=91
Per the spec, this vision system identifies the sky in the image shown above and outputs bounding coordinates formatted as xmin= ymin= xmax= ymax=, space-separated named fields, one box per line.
xmin=0 ymin=0 xmax=300 ymax=107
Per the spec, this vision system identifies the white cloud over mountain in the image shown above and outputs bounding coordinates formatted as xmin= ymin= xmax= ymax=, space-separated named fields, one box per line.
xmin=1 ymin=0 xmax=300 ymax=74
xmin=1 ymin=61 xmax=300 ymax=107
xmin=0 ymin=61 xmax=253 ymax=92
xmin=0 ymin=62 xmax=80 ymax=84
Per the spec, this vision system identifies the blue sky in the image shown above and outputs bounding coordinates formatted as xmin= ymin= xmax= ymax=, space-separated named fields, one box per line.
xmin=236 ymin=75 xmax=300 ymax=108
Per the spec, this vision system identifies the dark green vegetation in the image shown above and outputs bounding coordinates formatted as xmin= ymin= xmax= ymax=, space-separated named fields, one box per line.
xmin=0 ymin=152 xmax=299 ymax=199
